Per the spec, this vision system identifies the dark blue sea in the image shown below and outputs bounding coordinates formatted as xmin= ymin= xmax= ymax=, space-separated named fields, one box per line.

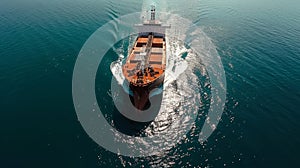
xmin=1 ymin=0 xmax=299 ymax=167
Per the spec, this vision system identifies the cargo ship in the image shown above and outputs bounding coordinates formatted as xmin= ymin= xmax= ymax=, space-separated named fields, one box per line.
xmin=122 ymin=6 xmax=170 ymax=110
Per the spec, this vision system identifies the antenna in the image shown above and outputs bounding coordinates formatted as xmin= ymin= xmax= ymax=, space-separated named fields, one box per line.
xmin=150 ymin=5 xmax=155 ymax=21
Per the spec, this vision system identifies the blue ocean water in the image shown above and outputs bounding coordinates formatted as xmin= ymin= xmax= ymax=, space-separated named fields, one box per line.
xmin=0 ymin=0 xmax=299 ymax=167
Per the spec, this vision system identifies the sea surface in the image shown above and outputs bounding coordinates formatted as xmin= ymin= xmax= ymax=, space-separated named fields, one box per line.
xmin=1 ymin=0 xmax=299 ymax=167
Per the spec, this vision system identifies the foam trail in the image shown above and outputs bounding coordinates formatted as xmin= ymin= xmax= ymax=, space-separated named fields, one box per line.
xmin=141 ymin=0 xmax=153 ymax=21
xmin=164 ymin=37 xmax=189 ymax=86
xmin=110 ymin=55 xmax=125 ymax=86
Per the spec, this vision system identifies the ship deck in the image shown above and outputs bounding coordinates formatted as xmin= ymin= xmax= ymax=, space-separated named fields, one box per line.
xmin=122 ymin=34 xmax=166 ymax=87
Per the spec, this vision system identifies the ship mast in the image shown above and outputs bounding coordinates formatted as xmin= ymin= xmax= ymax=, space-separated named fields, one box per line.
xmin=150 ymin=5 xmax=155 ymax=21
